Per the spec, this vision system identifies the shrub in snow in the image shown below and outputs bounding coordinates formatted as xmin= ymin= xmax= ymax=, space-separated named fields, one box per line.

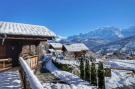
xmin=53 ymin=60 xmax=73 ymax=72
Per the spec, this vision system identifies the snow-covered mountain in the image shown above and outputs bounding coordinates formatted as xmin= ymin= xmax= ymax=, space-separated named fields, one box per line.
xmin=68 ymin=27 xmax=124 ymax=42
xmin=62 ymin=26 xmax=135 ymax=49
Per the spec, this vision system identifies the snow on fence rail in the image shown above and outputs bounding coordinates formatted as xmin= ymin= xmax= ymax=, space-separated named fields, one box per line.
xmin=19 ymin=57 xmax=44 ymax=89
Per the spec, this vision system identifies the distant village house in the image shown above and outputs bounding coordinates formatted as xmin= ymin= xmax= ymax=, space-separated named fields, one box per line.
xmin=62 ymin=43 xmax=89 ymax=59
xmin=48 ymin=43 xmax=63 ymax=56
xmin=49 ymin=43 xmax=63 ymax=50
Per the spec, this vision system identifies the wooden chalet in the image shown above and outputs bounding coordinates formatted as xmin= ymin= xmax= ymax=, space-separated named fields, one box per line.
xmin=48 ymin=43 xmax=63 ymax=55
xmin=49 ymin=43 xmax=63 ymax=50
xmin=0 ymin=21 xmax=56 ymax=71
xmin=62 ymin=43 xmax=89 ymax=59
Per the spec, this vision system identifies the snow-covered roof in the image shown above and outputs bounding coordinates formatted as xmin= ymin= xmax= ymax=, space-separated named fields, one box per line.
xmin=50 ymin=43 xmax=63 ymax=49
xmin=0 ymin=21 xmax=56 ymax=37
xmin=48 ymin=49 xmax=55 ymax=52
xmin=64 ymin=43 xmax=89 ymax=52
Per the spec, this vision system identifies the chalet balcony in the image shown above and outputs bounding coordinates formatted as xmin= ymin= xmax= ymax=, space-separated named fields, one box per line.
xmin=0 ymin=58 xmax=12 ymax=71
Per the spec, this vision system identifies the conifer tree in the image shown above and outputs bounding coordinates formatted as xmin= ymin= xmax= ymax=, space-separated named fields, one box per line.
xmin=91 ymin=62 xmax=97 ymax=86
xmin=98 ymin=62 xmax=105 ymax=89
xmin=85 ymin=59 xmax=91 ymax=82
xmin=80 ymin=56 xmax=85 ymax=79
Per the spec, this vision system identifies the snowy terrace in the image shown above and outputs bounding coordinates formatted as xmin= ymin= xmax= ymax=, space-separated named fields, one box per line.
xmin=0 ymin=69 xmax=21 ymax=89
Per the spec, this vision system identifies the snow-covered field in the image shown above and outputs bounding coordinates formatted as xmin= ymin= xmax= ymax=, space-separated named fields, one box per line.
xmin=105 ymin=70 xmax=135 ymax=89
xmin=45 ymin=58 xmax=96 ymax=89
xmin=108 ymin=59 xmax=135 ymax=70
xmin=0 ymin=70 xmax=21 ymax=89
xmin=105 ymin=59 xmax=135 ymax=89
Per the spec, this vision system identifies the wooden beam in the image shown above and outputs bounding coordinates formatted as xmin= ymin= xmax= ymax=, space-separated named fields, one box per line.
xmin=0 ymin=34 xmax=53 ymax=41
xmin=5 ymin=37 xmax=48 ymax=41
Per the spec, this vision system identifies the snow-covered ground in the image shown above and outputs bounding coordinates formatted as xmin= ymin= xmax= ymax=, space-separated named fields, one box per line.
xmin=45 ymin=58 xmax=96 ymax=89
xmin=54 ymin=58 xmax=80 ymax=66
xmin=43 ymin=83 xmax=97 ymax=89
xmin=0 ymin=70 xmax=21 ymax=89
xmin=108 ymin=59 xmax=135 ymax=70
xmin=105 ymin=70 xmax=135 ymax=89
xmin=43 ymin=83 xmax=72 ymax=89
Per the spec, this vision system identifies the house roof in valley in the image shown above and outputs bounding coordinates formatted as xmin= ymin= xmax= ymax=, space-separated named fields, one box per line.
xmin=63 ymin=43 xmax=89 ymax=52
xmin=50 ymin=43 xmax=63 ymax=49
xmin=0 ymin=21 xmax=56 ymax=37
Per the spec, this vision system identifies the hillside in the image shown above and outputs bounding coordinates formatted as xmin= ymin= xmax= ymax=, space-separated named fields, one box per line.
xmin=93 ymin=35 xmax=135 ymax=59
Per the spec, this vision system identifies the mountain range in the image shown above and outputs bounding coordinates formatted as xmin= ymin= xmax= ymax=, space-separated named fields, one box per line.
xmin=59 ymin=26 xmax=135 ymax=56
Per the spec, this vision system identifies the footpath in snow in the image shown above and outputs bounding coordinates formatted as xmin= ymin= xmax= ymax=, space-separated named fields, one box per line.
xmin=0 ymin=70 xmax=21 ymax=89
xmin=45 ymin=57 xmax=96 ymax=89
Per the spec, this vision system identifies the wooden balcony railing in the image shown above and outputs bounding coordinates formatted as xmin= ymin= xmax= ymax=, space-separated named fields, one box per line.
xmin=24 ymin=55 xmax=38 ymax=69
xmin=19 ymin=57 xmax=44 ymax=89
xmin=0 ymin=58 xmax=12 ymax=72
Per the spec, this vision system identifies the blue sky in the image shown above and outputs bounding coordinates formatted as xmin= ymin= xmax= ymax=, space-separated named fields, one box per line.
xmin=0 ymin=0 xmax=135 ymax=37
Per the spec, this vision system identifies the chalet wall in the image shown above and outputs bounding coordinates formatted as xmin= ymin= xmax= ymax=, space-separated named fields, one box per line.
xmin=0 ymin=38 xmax=48 ymax=68
xmin=0 ymin=45 xmax=6 ymax=58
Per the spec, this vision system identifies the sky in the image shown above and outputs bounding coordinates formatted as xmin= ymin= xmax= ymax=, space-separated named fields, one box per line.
xmin=0 ymin=0 xmax=135 ymax=37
